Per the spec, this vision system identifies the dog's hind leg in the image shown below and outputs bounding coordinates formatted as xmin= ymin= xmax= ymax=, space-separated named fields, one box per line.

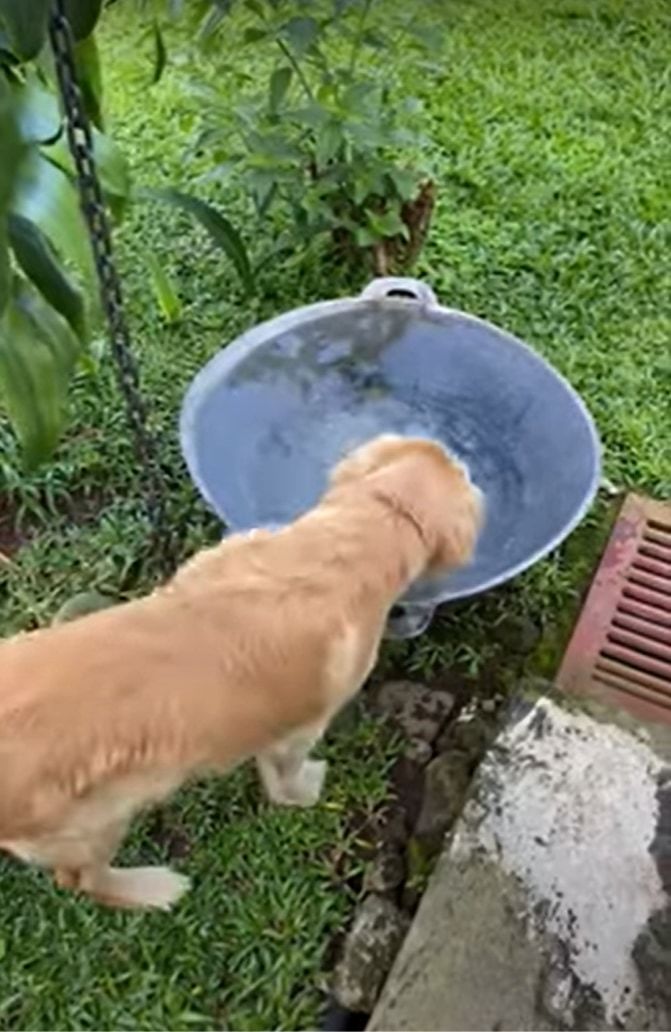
xmin=48 ymin=816 xmax=190 ymax=911
xmin=2 ymin=818 xmax=162 ymax=908
xmin=70 ymin=863 xmax=190 ymax=910
xmin=35 ymin=773 xmax=190 ymax=910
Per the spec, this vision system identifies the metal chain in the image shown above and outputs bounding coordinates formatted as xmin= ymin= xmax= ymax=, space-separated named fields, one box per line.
xmin=48 ymin=0 xmax=176 ymax=575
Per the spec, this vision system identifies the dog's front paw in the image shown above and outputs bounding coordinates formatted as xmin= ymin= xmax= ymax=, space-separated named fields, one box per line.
xmin=259 ymin=756 xmax=328 ymax=807
xmin=289 ymin=758 xmax=327 ymax=807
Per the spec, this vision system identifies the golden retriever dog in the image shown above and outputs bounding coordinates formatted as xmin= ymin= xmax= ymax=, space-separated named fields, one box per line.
xmin=0 ymin=435 xmax=482 ymax=910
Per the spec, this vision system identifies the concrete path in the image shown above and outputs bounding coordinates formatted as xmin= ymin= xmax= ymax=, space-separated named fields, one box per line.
xmin=370 ymin=694 xmax=671 ymax=1031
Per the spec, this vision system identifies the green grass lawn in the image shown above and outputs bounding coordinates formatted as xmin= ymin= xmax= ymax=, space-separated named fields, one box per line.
xmin=1 ymin=0 xmax=670 ymax=1027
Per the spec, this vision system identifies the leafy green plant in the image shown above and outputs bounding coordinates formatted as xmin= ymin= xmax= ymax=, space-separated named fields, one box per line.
xmin=0 ymin=0 xmax=130 ymax=466
xmin=0 ymin=0 xmax=252 ymax=467
xmin=188 ymin=0 xmax=439 ymax=272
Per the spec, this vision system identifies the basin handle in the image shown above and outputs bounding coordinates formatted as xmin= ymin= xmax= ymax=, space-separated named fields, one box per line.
xmin=360 ymin=277 xmax=438 ymax=307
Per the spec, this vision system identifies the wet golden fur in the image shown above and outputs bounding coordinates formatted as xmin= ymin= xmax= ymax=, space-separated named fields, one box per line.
xmin=0 ymin=435 xmax=482 ymax=909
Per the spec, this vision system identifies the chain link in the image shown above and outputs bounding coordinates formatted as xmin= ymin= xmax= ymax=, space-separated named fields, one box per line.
xmin=48 ymin=0 xmax=176 ymax=575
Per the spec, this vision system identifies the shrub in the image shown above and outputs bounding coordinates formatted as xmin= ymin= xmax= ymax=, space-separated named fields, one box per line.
xmin=189 ymin=0 xmax=440 ymax=273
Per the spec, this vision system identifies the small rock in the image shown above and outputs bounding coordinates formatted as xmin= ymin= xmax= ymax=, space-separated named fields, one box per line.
xmin=403 ymin=738 xmax=433 ymax=766
xmin=493 ymin=613 xmax=541 ymax=655
xmin=364 ymin=847 xmax=406 ymax=895
xmin=390 ymin=757 xmax=426 ymax=835
xmin=538 ymin=939 xmax=576 ymax=1025
xmin=452 ymin=714 xmax=490 ymax=756
xmin=436 ymin=708 xmax=491 ymax=757
xmin=380 ymin=806 xmax=408 ymax=848
xmin=541 ymin=970 xmax=576 ymax=1026
xmin=321 ymin=999 xmax=369 ymax=1031
xmin=371 ymin=681 xmax=455 ymax=745
xmin=633 ymin=904 xmax=671 ymax=1015
xmin=400 ymin=882 xmax=422 ymax=914
xmin=414 ymin=752 xmax=472 ymax=848
xmin=332 ymin=895 xmax=409 ymax=1013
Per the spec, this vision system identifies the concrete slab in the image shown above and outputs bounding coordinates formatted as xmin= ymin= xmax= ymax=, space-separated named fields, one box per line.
xmin=370 ymin=696 xmax=671 ymax=1031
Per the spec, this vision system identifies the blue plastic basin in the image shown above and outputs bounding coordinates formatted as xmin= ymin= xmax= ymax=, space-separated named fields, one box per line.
xmin=180 ymin=277 xmax=600 ymax=623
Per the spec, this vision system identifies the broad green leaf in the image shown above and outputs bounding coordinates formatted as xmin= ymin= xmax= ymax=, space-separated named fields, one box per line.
xmin=16 ymin=274 xmax=80 ymax=376
xmin=143 ymin=187 xmax=254 ymax=294
xmin=242 ymin=26 xmax=269 ymax=44
xmin=0 ymin=221 xmax=9 ymax=316
xmin=74 ymin=33 xmax=104 ymax=130
xmin=248 ymin=170 xmax=276 ymax=215
xmin=41 ymin=127 xmax=131 ymax=218
xmin=0 ymin=0 xmax=49 ymax=59
xmin=389 ymin=126 xmax=424 ymax=148
xmin=388 ymin=166 xmax=419 ymax=202
xmin=10 ymin=150 xmax=94 ymax=283
xmin=192 ymin=126 xmax=231 ymax=152
xmin=12 ymin=74 xmax=61 ymax=144
xmin=361 ymin=28 xmax=386 ymax=49
xmin=353 ymin=176 xmax=370 ymax=206
xmin=247 ymin=130 xmax=302 ymax=163
xmin=281 ymin=16 xmax=319 ymax=54
xmin=347 ymin=120 xmax=387 ymax=149
xmin=144 ymin=249 xmax=181 ymax=323
xmin=354 ymin=224 xmax=377 ymax=247
xmin=198 ymin=1 xmax=233 ymax=44
xmin=269 ymin=66 xmax=292 ymax=114
xmin=291 ymin=103 xmax=329 ymax=129
xmin=405 ymin=22 xmax=444 ymax=55
xmin=0 ymin=26 xmax=19 ymax=63
xmin=244 ymin=0 xmax=266 ymax=17
xmin=0 ymin=278 xmax=79 ymax=467
xmin=197 ymin=159 xmax=240 ymax=185
xmin=63 ymin=0 xmax=103 ymax=41
xmin=0 ymin=75 xmax=25 ymax=213
xmin=367 ymin=206 xmax=407 ymax=240
xmin=315 ymin=81 xmax=335 ymax=105
xmin=342 ymin=81 xmax=377 ymax=112
xmin=151 ymin=21 xmax=167 ymax=84
xmin=0 ymin=80 xmax=25 ymax=316
xmin=333 ymin=0 xmax=358 ymax=13
xmin=315 ymin=121 xmax=343 ymax=167
xmin=8 ymin=213 xmax=87 ymax=341
xmin=0 ymin=306 xmax=65 ymax=467
xmin=89 ymin=130 xmax=131 ymax=217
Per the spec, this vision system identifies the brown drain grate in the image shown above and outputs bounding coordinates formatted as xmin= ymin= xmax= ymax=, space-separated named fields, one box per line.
xmin=557 ymin=493 xmax=671 ymax=724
